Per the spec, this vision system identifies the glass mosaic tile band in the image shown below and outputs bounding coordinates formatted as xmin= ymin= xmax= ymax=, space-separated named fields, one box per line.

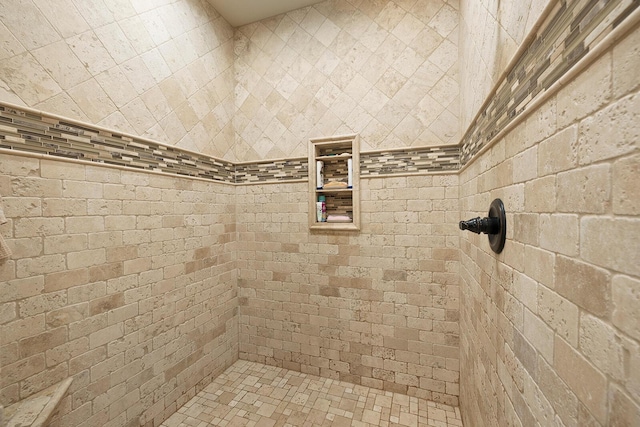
xmin=0 ymin=103 xmax=461 ymax=183
xmin=235 ymin=159 xmax=308 ymax=184
xmin=0 ymin=104 xmax=236 ymax=182
xmin=360 ymin=147 xmax=460 ymax=176
xmin=460 ymin=0 xmax=639 ymax=164
xmin=232 ymin=145 xmax=460 ymax=184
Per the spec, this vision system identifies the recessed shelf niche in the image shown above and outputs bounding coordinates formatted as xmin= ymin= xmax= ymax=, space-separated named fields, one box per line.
xmin=308 ymin=134 xmax=360 ymax=231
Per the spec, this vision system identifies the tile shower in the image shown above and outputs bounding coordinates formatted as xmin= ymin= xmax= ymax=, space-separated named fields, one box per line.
xmin=0 ymin=1 xmax=638 ymax=427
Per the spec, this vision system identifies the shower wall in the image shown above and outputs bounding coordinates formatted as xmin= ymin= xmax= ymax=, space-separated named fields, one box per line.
xmin=458 ymin=13 xmax=640 ymax=427
xmin=232 ymin=0 xmax=460 ymax=161
xmin=0 ymin=0 xmax=235 ymax=159
xmin=236 ymin=175 xmax=461 ymax=405
xmin=233 ymin=1 xmax=464 ymax=401
xmin=458 ymin=0 xmax=549 ymax=132
xmin=0 ymin=153 xmax=238 ymax=426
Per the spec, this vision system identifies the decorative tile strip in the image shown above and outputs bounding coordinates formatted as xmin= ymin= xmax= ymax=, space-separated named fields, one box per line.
xmin=360 ymin=147 xmax=461 ymax=176
xmin=0 ymin=104 xmax=235 ymax=183
xmin=234 ymin=158 xmax=308 ymax=184
xmin=235 ymin=146 xmax=461 ymax=183
xmin=460 ymin=0 xmax=638 ymax=165
xmin=0 ymin=102 xmax=462 ymax=182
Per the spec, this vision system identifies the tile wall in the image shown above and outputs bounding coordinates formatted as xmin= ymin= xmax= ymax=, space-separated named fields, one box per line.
xmin=460 ymin=0 xmax=639 ymax=165
xmin=236 ymin=175 xmax=461 ymax=406
xmin=0 ymin=104 xmax=236 ymax=183
xmin=0 ymin=153 xmax=239 ymax=426
xmin=0 ymin=0 xmax=639 ymax=426
xmin=458 ymin=0 xmax=549 ymax=133
xmin=458 ymin=15 xmax=640 ymax=427
xmin=0 ymin=0 xmax=235 ymax=159
xmin=0 ymin=103 xmax=458 ymax=184
xmin=233 ymin=0 xmax=460 ymax=161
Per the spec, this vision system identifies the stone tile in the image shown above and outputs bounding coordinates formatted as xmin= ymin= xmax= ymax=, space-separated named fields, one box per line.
xmin=554 ymin=336 xmax=607 ymax=424
xmin=556 ymin=164 xmax=610 ymax=214
xmin=578 ymin=93 xmax=639 ymax=166
xmin=612 ymin=275 xmax=640 ymax=342
xmin=0 ymin=0 xmax=61 ymax=50
xmin=557 ymin=53 xmax=611 ymax=128
xmin=554 ymin=256 xmax=611 ymax=319
xmin=613 ymin=23 xmax=640 ymax=99
xmin=612 ymin=153 xmax=640 ymax=215
xmin=160 ymin=360 xmax=463 ymax=427
xmin=581 ymin=216 xmax=640 ymax=277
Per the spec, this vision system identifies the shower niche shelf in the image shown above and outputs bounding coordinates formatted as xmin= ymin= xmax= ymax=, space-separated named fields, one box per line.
xmin=308 ymin=134 xmax=360 ymax=231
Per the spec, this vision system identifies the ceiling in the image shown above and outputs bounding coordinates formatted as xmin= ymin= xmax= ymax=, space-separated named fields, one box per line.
xmin=207 ymin=0 xmax=326 ymax=27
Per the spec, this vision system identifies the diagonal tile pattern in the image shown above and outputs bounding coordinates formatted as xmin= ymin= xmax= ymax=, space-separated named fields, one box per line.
xmin=161 ymin=360 xmax=463 ymax=427
xmin=232 ymin=0 xmax=460 ymax=161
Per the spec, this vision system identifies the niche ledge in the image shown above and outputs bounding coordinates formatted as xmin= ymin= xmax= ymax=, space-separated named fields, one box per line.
xmin=4 ymin=378 xmax=73 ymax=427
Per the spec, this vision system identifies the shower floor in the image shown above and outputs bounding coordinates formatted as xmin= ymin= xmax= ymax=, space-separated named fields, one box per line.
xmin=161 ymin=360 xmax=463 ymax=427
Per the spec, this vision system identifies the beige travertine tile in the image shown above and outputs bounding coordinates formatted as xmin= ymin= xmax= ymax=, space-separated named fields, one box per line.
xmin=554 ymin=336 xmax=607 ymax=423
xmin=579 ymin=313 xmax=625 ymax=382
xmin=609 ymin=386 xmax=640 ymax=427
xmin=556 ymin=164 xmax=610 ymax=214
xmin=0 ymin=0 xmax=234 ymax=158
xmin=0 ymin=52 xmax=63 ymax=105
xmin=72 ymin=0 xmax=116 ymax=28
xmin=31 ymin=41 xmax=91 ymax=90
xmin=119 ymin=14 xmax=156 ymax=54
xmin=524 ymin=175 xmax=555 ymax=213
xmin=554 ymin=255 xmax=611 ymax=318
xmin=557 ymin=53 xmax=611 ymax=128
xmin=537 ymin=357 xmax=578 ymax=427
xmin=513 ymin=213 xmax=539 ymax=246
xmin=539 ymin=214 xmax=578 ymax=256
xmin=67 ymin=78 xmax=117 ymax=123
xmin=537 ymin=286 xmax=578 ymax=346
xmin=578 ymin=93 xmax=639 ymax=166
xmin=537 ymin=125 xmax=578 ymax=176
xmin=612 ymin=275 xmax=640 ymax=342
xmin=0 ymin=0 xmax=61 ymax=50
xmin=581 ymin=216 xmax=640 ymax=277
xmin=94 ymin=22 xmax=137 ymax=64
xmin=612 ymin=21 xmax=640 ymax=99
xmin=66 ymin=31 xmax=117 ymax=77
xmin=0 ymin=22 xmax=24 ymax=61
xmin=232 ymin=2 xmax=459 ymax=161
xmin=161 ymin=360 xmax=463 ymax=427
xmin=612 ymin=153 xmax=640 ymax=215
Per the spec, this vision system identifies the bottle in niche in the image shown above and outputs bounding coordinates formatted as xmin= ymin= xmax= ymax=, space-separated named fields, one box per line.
xmin=316 ymin=161 xmax=324 ymax=189
xmin=317 ymin=195 xmax=326 ymax=222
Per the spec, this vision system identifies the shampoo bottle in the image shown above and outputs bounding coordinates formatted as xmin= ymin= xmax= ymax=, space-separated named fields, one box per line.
xmin=316 ymin=161 xmax=324 ymax=189
xmin=317 ymin=195 xmax=326 ymax=222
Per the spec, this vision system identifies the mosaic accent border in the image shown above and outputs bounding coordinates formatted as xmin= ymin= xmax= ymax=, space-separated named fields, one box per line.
xmin=460 ymin=0 xmax=639 ymax=164
xmin=235 ymin=159 xmax=308 ymax=184
xmin=235 ymin=146 xmax=460 ymax=183
xmin=0 ymin=103 xmax=461 ymax=183
xmin=0 ymin=105 xmax=235 ymax=182
xmin=360 ymin=147 xmax=460 ymax=176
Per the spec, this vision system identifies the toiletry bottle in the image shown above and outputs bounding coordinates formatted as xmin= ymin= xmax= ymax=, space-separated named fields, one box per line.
xmin=316 ymin=161 xmax=324 ymax=189
xmin=316 ymin=195 xmax=324 ymax=222
xmin=347 ymin=158 xmax=353 ymax=189
xmin=317 ymin=195 xmax=326 ymax=222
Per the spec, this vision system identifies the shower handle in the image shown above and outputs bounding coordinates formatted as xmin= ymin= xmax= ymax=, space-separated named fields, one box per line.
xmin=459 ymin=198 xmax=507 ymax=254
xmin=459 ymin=216 xmax=500 ymax=234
